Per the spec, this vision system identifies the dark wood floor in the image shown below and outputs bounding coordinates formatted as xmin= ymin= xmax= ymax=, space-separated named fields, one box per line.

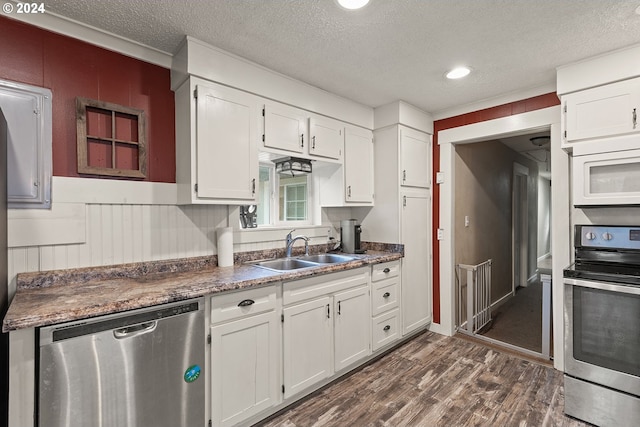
xmin=260 ymin=331 xmax=590 ymax=427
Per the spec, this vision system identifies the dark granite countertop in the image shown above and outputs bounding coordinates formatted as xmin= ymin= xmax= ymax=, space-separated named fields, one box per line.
xmin=3 ymin=243 xmax=403 ymax=332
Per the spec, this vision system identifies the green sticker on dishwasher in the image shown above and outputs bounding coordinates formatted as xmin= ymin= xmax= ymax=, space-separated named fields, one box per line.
xmin=184 ymin=365 xmax=201 ymax=383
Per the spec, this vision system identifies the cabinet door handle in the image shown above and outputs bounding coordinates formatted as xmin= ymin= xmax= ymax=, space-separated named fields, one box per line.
xmin=238 ymin=299 xmax=255 ymax=307
xmin=301 ymin=134 xmax=304 ymax=148
xmin=251 ymin=178 xmax=256 ymax=195
xmin=383 ymin=292 xmax=391 ymax=298
xmin=347 ymin=186 xmax=351 ymax=198
xmin=338 ymin=301 xmax=341 ymax=315
xmin=634 ymin=108 xmax=637 ymax=129
xmin=383 ymin=267 xmax=391 ymax=273
xmin=402 ymin=170 xmax=407 ymax=182
xmin=326 ymin=304 xmax=330 ymax=318
xmin=403 ymin=195 xmax=407 ymax=207
xmin=383 ymin=325 xmax=391 ymax=331
xmin=312 ymin=135 xmax=316 ymax=149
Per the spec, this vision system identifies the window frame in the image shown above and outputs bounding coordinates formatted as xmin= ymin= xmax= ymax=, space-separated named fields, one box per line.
xmin=244 ymin=162 xmax=312 ymax=229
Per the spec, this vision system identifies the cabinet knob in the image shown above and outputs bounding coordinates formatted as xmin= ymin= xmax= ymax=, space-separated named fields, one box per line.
xmin=383 ymin=292 xmax=390 ymax=298
xmin=383 ymin=325 xmax=391 ymax=331
xmin=238 ymin=299 xmax=255 ymax=307
xmin=383 ymin=268 xmax=390 ymax=273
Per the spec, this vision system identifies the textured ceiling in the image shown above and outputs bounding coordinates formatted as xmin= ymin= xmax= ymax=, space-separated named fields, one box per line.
xmin=42 ymin=0 xmax=640 ymax=115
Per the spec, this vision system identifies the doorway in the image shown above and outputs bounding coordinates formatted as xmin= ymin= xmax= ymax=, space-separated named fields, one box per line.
xmin=452 ymin=131 xmax=552 ymax=358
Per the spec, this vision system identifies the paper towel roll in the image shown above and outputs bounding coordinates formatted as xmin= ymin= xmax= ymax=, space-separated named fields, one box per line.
xmin=216 ymin=227 xmax=233 ymax=267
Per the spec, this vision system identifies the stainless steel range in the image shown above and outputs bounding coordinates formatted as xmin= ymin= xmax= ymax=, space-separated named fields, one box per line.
xmin=563 ymin=225 xmax=640 ymax=426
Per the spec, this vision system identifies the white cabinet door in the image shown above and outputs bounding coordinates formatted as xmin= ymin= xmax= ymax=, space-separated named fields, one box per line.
xmin=400 ymin=127 xmax=431 ymax=188
xmin=401 ymin=191 xmax=432 ymax=335
xmin=263 ymin=102 xmax=307 ymax=154
xmin=333 ymin=285 xmax=370 ymax=372
xmin=196 ymin=84 xmax=258 ymax=201
xmin=564 ymin=77 xmax=640 ymax=142
xmin=210 ymin=311 xmax=280 ymax=427
xmin=283 ymin=296 xmax=332 ymax=399
xmin=344 ymin=127 xmax=374 ymax=203
xmin=309 ymin=116 xmax=343 ymax=160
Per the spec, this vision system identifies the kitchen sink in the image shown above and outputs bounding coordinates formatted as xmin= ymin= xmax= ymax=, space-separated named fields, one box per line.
xmin=250 ymin=258 xmax=319 ymax=272
xmin=248 ymin=253 xmax=359 ymax=272
xmin=298 ymin=254 xmax=357 ymax=264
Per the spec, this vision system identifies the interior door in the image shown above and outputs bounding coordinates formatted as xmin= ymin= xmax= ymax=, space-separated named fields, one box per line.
xmin=512 ymin=163 xmax=529 ymax=293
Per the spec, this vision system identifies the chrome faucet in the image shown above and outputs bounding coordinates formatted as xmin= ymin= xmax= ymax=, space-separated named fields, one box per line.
xmin=285 ymin=229 xmax=309 ymax=257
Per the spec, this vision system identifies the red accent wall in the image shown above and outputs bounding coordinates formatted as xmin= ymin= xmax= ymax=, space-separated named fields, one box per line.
xmin=431 ymin=92 xmax=559 ymax=323
xmin=0 ymin=16 xmax=175 ymax=182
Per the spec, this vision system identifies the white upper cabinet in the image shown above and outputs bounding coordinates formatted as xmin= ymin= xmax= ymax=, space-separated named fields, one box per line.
xmin=262 ymin=102 xmax=307 ymax=155
xmin=400 ymin=127 xmax=431 ymax=188
xmin=308 ymin=116 xmax=343 ymax=160
xmin=344 ymin=126 xmax=374 ymax=204
xmin=175 ymin=78 xmax=258 ymax=204
xmin=196 ymin=84 xmax=258 ymax=201
xmin=564 ymin=77 xmax=640 ymax=143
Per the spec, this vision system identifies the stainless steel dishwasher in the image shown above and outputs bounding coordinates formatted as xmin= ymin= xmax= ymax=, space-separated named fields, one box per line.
xmin=38 ymin=298 xmax=205 ymax=427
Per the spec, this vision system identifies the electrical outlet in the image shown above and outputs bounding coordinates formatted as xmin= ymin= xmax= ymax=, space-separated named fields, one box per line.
xmin=465 ymin=216 xmax=470 ymax=227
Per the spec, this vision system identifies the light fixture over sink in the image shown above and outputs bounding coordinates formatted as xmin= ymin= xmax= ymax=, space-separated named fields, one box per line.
xmin=274 ymin=157 xmax=312 ymax=176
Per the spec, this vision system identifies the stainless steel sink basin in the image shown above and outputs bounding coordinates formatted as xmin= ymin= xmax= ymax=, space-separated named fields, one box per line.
xmin=298 ymin=254 xmax=357 ymax=264
xmin=251 ymin=258 xmax=319 ymax=272
xmin=248 ymin=253 xmax=358 ymax=272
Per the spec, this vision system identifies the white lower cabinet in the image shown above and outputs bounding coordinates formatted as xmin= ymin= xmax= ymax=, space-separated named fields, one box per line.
xmin=370 ymin=261 xmax=402 ymax=352
xmin=282 ymin=268 xmax=371 ymax=399
xmin=333 ymin=286 xmax=371 ymax=371
xmin=282 ymin=296 xmax=333 ymax=399
xmin=210 ymin=286 xmax=280 ymax=427
xmin=371 ymin=308 xmax=400 ymax=351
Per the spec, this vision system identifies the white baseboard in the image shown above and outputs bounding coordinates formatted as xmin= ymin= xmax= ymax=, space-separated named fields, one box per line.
xmin=491 ymin=292 xmax=513 ymax=311
xmin=537 ymin=252 xmax=551 ymax=263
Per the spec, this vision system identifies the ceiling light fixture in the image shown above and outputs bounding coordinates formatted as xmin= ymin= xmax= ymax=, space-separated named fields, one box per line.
xmin=530 ymin=136 xmax=551 ymax=147
xmin=337 ymin=0 xmax=370 ymax=10
xmin=445 ymin=66 xmax=471 ymax=79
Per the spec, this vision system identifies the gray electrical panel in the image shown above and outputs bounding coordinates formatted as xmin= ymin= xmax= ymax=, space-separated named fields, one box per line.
xmin=0 ymin=79 xmax=52 ymax=209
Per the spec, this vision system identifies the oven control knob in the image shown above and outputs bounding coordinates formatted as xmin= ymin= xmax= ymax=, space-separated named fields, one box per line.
xmin=585 ymin=232 xmax=596 ymax=241
xmin=602 ymin=232 xmax=613 ymax=241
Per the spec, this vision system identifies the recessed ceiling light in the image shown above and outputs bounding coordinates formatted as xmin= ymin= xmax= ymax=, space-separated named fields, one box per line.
xmin=446 ymin=67 xmax=471 ymax=79
xmin=337 ymin=0 xmax=370 ymax=10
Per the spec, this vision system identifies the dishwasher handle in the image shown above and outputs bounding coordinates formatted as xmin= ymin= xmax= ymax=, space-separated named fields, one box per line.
xmin=113 ymin=321 xmax=157 ymax=339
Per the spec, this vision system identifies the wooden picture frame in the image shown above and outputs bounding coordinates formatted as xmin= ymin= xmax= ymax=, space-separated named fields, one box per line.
xmin=76 ymin=97 xmax=147 ymax=178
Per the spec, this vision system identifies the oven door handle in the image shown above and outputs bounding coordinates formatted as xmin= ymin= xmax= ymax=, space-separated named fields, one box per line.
xmin=564 ymin=278 xmax=640 ymax=296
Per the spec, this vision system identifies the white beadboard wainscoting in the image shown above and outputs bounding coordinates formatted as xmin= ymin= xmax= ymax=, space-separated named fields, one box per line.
xmin=6 ymin=177 xmax=347 ymax=300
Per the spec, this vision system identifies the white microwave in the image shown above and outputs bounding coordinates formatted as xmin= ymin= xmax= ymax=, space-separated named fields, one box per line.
xmin=572 ymin=134 xmax=640 ymax=206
